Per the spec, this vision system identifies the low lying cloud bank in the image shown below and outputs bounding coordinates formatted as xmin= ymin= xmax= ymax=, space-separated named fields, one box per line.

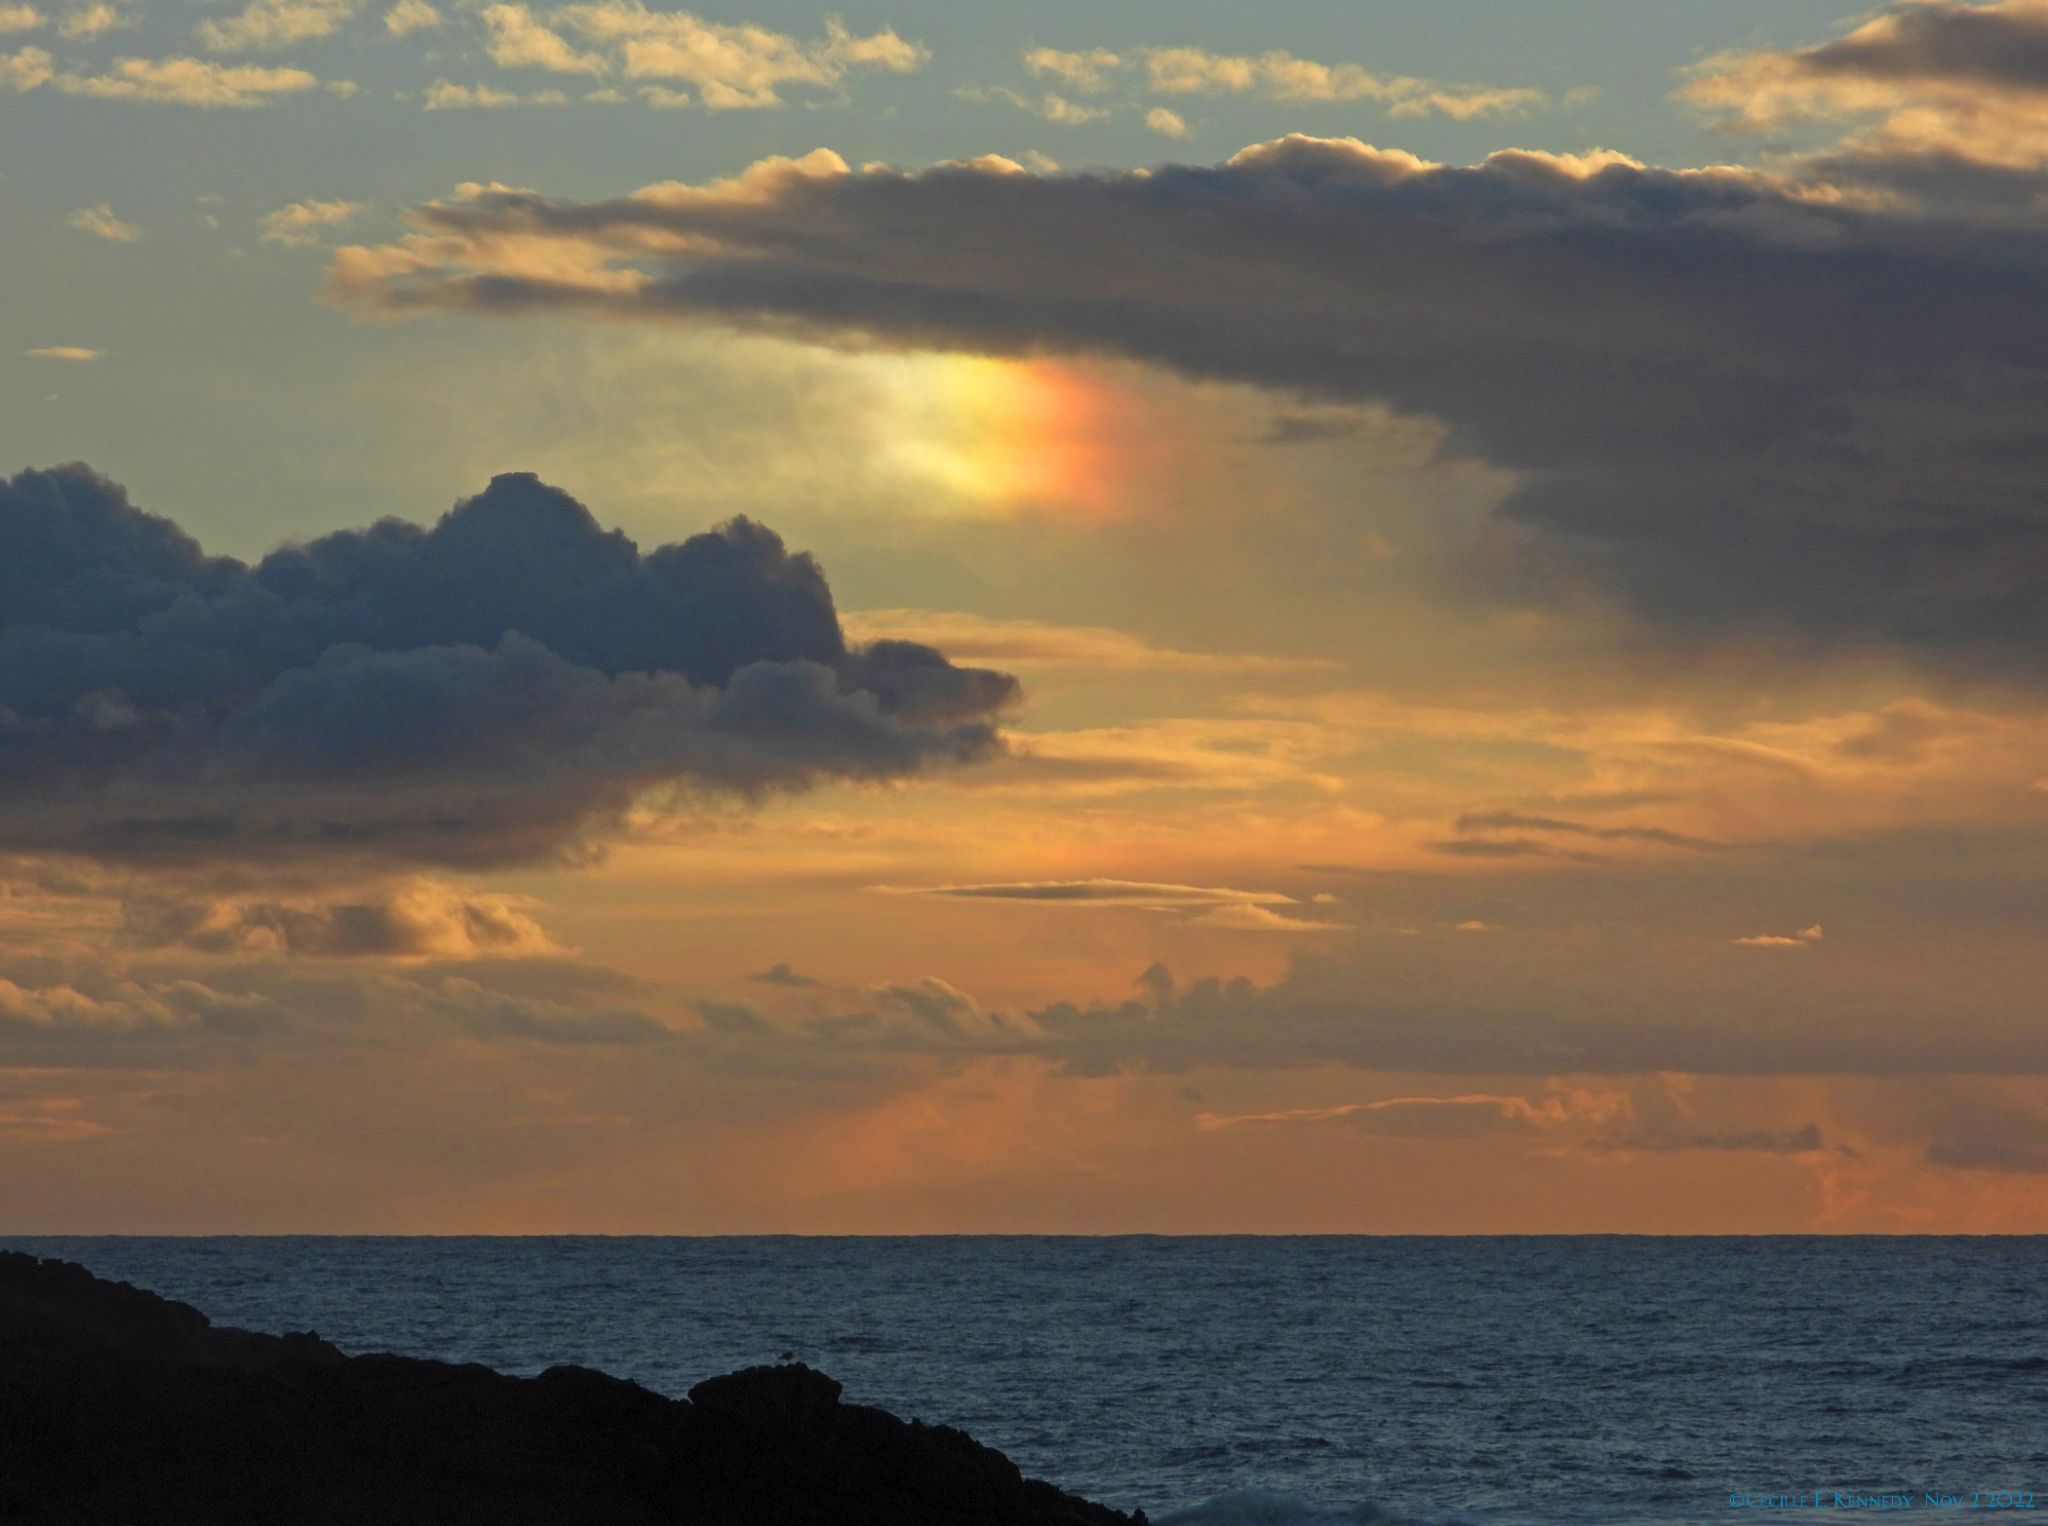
xmin=0 ymin=465 xmax=1015 ymax=867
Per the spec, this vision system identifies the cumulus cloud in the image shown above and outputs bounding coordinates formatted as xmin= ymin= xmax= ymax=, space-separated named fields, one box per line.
xmin=198 ymin=0 xmax=357 ymax=52
xmin=66 ymin=202 xmax=139 ymax=241
xmin=329 ymin=138 xmax=2048 ymax=673
xmin=1144 ymin=106 xmax=1187 ymax=138
xmin=0 ymin=464 xmax=1014 ymax=868
xmin=261 ymin=198 xmax=362 ymax=246
xmin=0 ymin=5 xmax=40 ymax=33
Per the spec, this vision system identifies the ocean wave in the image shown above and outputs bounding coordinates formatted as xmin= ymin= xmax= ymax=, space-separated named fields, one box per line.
xmin=1157 ymin=1488 xmax=1442 ymax=1526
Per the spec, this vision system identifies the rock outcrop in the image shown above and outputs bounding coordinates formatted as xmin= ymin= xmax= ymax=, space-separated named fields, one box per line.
xmin=0 ymin=1250 xmax=1143 ymax=1525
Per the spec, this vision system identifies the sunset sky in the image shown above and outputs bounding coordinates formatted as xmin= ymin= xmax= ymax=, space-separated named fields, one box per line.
xmin=7 ymin=0 xmax=2048 ymax=1232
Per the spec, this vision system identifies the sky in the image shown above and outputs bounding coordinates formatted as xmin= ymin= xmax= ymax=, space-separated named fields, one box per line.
xmin=6 ymin=0 xmax=2048 ymax=1232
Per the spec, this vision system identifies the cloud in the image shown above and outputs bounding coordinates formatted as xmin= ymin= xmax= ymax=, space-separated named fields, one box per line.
xmin=24 ymin=346 xmax=100 ymax=361
xmin=261 ymin=198 xmax=362 ymax=246
xmin=0 ymin=464 xmax=1015 ymax=868
xmin=750 ymin=961 xmax=820 ymax=988
xmin=477 ymin=3 xmax=930 ymax=107
xmin=956 ymin=84 xmax=1108 ymax=125
xmin=873 ymin=975 xmax=977 ymax=1036
xmin=1022 ymin=46 xmax=1122 ymax=95
xmin=694 ymin=997 xmax=768 ymax=1033
xmin=198 ymin=0 xmax=357 ymax=52
xmin=0 ymin=44 xmax=50 ymax=88
xmin=1427 ymin=837 xmax=1600 ymax=862
xmin=423 ymin=79 xmax=565 ymax=107
xmin=0 ymin=950 xmax=669 ymax=1049
xmin=1145 ymin=46 xmax=1547 ymax=120
xmin=120 ymin=878 xmax=562 ymax=959
xmin=1683 ymin=0 xmax=2048 ymax=173
xmin=979 ymin=930 xmax=2042 ymax=1077
xmin=1454 ymin=810 xmax=1724 ymax=850
xmin=1196 ymin=1078 xmax=1832 ymax=1155
xmin=66 ymin=203 xmax=139 ymax=242
xmin=57 ymin=2 xmax=126 ymax=37
xmin=480 ymin=3 xmax=603 ymax=75
xmin=329 ymin=139 xmax=2048 ymax=674
xmin=890 ymin=878 xmax=1297 ymax=906
xmin=382 ymin=0 xmax=437 ymax=35
xmin=1144 ymin=106 xmax=1187 ymax=138
xmin=1018 ymin=41 xmax=1545 ymax=120
xmin=49 ymin=55 xmax=324 ymax=104
xmin=880 ymin=879 xmax=1335 ymax=934
xmin=840 ymin=609 xmax=1334 ymax=676
xmin=1734 ymin=924 xmax=1824 ymax=948
xmin=0 ymin=5 xmax=40 ymax=33
xmin=1185 ymin=902 xmax=1341 ymax=933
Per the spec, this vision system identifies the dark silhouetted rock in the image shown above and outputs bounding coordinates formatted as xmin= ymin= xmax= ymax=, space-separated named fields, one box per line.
xmin=0 ymin=1250 xmax=1145 ymax=1525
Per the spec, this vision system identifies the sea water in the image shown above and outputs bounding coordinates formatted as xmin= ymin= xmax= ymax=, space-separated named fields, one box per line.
xmin=5 ymin=1236 xmax=2043 ymax=1524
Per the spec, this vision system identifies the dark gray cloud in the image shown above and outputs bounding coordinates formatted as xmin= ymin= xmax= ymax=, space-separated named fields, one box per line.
xmin=334 ymin=138 xmax=2048 ymax=671
xmin=0 ymin=465 xmax=1016 ymax=867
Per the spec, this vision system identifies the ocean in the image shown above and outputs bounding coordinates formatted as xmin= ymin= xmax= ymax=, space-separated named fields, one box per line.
xmin=5 ymin=1236 xmax=2042 ymax=1524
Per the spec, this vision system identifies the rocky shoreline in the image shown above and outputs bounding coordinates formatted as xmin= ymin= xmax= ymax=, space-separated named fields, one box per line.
xmin=0 ymin=1249 xmax=1145 ymax=1524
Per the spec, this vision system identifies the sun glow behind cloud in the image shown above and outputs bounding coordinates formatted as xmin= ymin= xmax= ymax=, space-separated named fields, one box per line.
xmin=870 ymin=353 xmax=1147 ymax=517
